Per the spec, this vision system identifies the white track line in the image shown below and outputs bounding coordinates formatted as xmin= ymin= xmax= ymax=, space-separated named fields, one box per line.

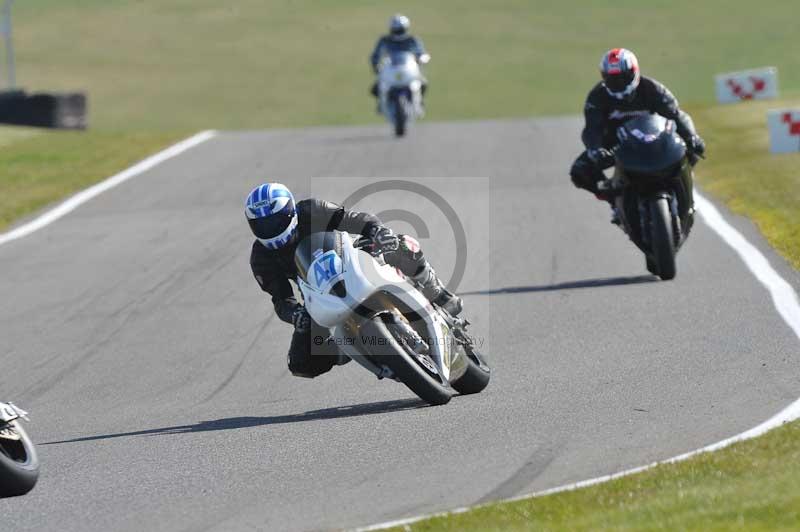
xmin=356 ymin=190 xmax=800 ymax=531
xmin=0 ymin=130 xmax=217 ymax=247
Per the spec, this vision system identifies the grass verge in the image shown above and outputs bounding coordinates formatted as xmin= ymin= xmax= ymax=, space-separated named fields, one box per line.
xmin=0 ymin=128 xmax=187 ymax=231
xmin=690 ymin=97 xmax=800 ymax=270
xmin=2 ymin=1 xmax=798 ymax=237
xmin=389 ymin=419 xmax=800 ymax=531
xmin=11 ymin=1 xmax=800 ymax=130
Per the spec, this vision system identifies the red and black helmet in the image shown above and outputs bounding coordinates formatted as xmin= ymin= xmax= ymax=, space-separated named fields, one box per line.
xmin=599 ymin=48 xmax=641 ymax=100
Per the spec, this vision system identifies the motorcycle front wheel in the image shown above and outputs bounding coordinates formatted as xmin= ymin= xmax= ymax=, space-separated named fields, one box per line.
xmin=393 ymin=95 xmax=408 ymax=137
xmin=360 ymin=316 xmax=451 ymax=406
xmin=649 ymin=197 xmax=677 ymax=280
xmin=0 ymin=420 xmax=39 ymax=497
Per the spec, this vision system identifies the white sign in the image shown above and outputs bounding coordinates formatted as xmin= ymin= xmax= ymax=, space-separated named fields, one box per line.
xmin=715 ymin=67 xmax=778 ymax=103
xmin=767 ymin=109 xmax=800 ymax=153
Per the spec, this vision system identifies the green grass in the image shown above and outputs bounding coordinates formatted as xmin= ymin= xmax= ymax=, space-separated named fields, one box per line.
xmin=0 ymin=128 xmax=187 ymax=230
xmin=2 ymin=0 xmax=798 ymax=233
xmin=689 ymin=97 xmax=800 ymax=270
xmin=10 ymin=0 xmax=800 ymax=129
xmin=390 ymin=419 xmax=800 ymax=531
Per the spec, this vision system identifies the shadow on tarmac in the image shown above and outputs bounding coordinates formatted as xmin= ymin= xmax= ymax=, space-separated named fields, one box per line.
xmin=42 ymin=398 xmax=426 ymax=445
xmin=459 ymin=275 xmax=657 ymax=296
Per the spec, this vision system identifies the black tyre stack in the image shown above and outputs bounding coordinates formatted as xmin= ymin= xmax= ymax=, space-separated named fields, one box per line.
xmin=0 ymin=90 xmax=87 ymax=129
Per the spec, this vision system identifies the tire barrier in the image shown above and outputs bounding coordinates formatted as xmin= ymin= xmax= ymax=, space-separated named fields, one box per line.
xmin=0 ymin=90 xmax=87 ymax=129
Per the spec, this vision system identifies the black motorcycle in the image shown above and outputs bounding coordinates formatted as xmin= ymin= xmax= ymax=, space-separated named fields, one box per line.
xmin=600 ymin=114 xmax=699 ymax=280
xmin=0 ymin=402 xmax=39 ymax=497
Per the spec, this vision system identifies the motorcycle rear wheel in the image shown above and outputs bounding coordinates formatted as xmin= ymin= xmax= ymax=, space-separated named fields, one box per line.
xmin=450 ymin=347 xmax=491 ymax=395
xmin=650 ymin=197 xmax=676 ymax=280
xmin=0 ymin=420 xmax=39 ymax=497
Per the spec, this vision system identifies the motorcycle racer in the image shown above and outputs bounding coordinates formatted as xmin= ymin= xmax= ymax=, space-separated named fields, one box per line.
xmin=569 ymin=48 xmax=705 ymax=215
xmin=246 ymin=183 xmax=461 ymax=378
xmin=369 ymin=14 xmax=430 ymax=110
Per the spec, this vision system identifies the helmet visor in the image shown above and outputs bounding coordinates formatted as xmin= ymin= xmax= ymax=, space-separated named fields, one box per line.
xmin=248 ymin=212 xmax=294 ymax=241
xmin=604 ymin=71 xmax=636 ymax=93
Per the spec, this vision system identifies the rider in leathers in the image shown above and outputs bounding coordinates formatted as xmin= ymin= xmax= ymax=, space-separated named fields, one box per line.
xmin=570 ymin=48 xmax=705 ymax=207
xmin=369 ymin=14 xmax=429 ymax=107
xmin=247 ymin=183 xmax=461 ymax=379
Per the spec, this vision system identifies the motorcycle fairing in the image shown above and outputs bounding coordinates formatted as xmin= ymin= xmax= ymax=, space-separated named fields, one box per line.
xmin=296 ymin=231 xmax=454 ymax=381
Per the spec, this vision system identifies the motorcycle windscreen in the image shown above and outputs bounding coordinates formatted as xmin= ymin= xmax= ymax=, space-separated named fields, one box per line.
xmin=294 ymin=231 xmax=346 ymax=296
xmin=389 ymin=51 xmax=416 ymax=67
xmin=615 ymin=114 xmax=686 ymax=176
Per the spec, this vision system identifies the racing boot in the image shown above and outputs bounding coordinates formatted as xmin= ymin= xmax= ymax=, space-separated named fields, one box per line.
xmin=412 ymin=263 xmax=463 ymax=316
xmin=610 ymin=206 xmax=621 ymax=225
xmin=685 ymin=206 xmax=696 ymax=234
xmin=595 ymin=182 xmax=620 ymax=225
xmin=371 ymin=82 xmax=381 ymax=114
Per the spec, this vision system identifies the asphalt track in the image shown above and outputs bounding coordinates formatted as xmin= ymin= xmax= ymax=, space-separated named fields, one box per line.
xmin=2 ymin=118 xmax=799 ymax=531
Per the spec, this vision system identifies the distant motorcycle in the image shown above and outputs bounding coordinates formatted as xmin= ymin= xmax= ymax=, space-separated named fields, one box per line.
xmin=0 ymin=402 xmax=39 ymax=497
xmin=377 ymin=51 xmax=429 ymax=137
xmin=600 ymin=114 xmax=700 ymax=280
xmin=295 ymin=231 xmax=490 ymax=405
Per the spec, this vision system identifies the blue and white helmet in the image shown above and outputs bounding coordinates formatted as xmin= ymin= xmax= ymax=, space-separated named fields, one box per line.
xmin=389 ymin=14 xmax=410 ymax=38
xmin=245 ymin=183 xmax=298 ymax=250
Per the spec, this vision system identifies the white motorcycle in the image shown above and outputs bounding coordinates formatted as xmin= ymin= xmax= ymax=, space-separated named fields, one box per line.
xmin=0 ymin=402 xmax=39 ymax=497
xmin=377 ymin=51 xmax=429 ymax=137
xmin=295 ymin=231 xmax=490 ymax=406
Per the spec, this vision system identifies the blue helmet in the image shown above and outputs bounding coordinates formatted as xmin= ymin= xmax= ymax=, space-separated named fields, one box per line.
xmin=389 ymin=14 xmax=410 ymax=38
xmin=245 ymin=183 xmax=298 ymax=250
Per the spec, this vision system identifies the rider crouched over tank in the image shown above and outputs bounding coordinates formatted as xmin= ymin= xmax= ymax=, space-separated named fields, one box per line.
xmin=246 ymin=183 xmax=461 ymax=379
xmin=569 ymin=48 xmax=705 ymax=225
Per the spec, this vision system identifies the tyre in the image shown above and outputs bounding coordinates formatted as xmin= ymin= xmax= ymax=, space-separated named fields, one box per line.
xmin=360 ymin=317 xmax=451 ymax=406
xmin=393 ymin=95 xmax=407 ymax=137
xmin=450 ymin=347 xmax=491 ymax=395
xmin=650 ymin=197 xmax=676 ymax=280
xmin=0 ymin=420 xmax=39 ymax=497
xmin=645 ymin=255 xmax=657 ymax=275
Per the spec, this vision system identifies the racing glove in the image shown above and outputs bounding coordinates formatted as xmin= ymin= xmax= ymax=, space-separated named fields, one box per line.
xmin=587 ymin=147 xmax=615 ymax=167
xmin=292 ymin=306 xmax=311 ymax=334
xmin=688 ymin=135 xmax=706 ymax=156
xmin=370 ymin=225 xmax=400 ymax=253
